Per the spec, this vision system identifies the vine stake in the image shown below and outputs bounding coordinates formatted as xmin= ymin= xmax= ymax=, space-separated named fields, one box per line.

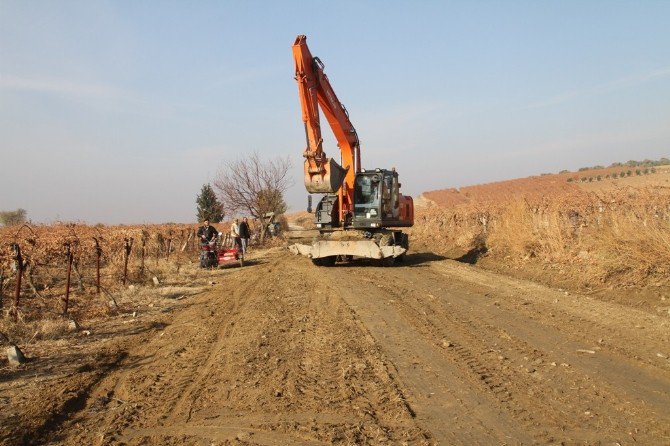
xmin=63 ymin=242 xmax=73 ymax=314
xmin=11 ymin=243 xmax=23 ymax=321
xmin=123 ymin=238 xmax=133 ymax=286
xmin=93 ymin=237 xmax=102 ymax=294
xmin=140 ymin=237 xmax=146 ymax=276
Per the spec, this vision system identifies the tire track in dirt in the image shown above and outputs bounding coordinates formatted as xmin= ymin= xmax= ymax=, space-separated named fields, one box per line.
xmin=52 ymin=252 xmax=431 ymax=445
xmin=385 ymin=273 xmax=667 ymax=442
xmin=322 ymin=253 xmax=670 ymax=444
xmin=165 ymin=277 xmax=247 ymax=423
xmin=323 ymin=264 xmax=537 ymax=444
xmin=424 ymin=261 xmax=670 ymax=406
xmin=430 ymin=261 xmax=670 ymax=371
xmin=57 ymin=289 xmax=241 ymax=444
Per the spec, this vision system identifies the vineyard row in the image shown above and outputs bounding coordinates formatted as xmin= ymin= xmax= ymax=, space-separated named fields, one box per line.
xmin=0 ymin=224 xmax=204 ymax=320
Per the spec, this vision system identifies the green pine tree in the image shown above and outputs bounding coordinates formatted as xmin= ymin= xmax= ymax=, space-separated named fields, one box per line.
xmin=196 ymin=184 xmax=224 ymax=223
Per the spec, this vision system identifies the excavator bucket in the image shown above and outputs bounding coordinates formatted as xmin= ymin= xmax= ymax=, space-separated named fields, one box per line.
xmin=304 ymin=158 xmax=348 ymax=194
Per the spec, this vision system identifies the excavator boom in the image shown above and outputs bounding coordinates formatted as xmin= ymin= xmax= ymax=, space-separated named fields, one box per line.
xmin=292 ymin=35 xmax=360 ymax=223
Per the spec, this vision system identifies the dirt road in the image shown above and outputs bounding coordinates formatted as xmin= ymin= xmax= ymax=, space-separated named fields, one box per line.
xmin=3 ymin=249 xmax=669 ymax=445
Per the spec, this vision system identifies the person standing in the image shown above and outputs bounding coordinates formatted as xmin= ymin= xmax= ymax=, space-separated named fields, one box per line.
xmin=239 ymin=217 xmax=251 ymax=254
xmin=230 ymin=218 xmax=241 ymax=250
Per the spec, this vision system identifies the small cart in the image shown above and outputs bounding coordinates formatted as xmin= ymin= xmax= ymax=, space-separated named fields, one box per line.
xmin=217 ymin=233 xmax=244 ymax=268
xmin=217 ymin=245 xmax=244 ymax=268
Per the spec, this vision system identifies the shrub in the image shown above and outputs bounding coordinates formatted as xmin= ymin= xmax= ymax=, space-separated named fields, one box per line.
xmin=0 ymin=208 xmax=27 ymax=227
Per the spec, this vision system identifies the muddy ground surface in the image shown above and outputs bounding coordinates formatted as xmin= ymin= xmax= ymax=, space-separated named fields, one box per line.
xmin=1 ymin=248 xmax=669 ymax=445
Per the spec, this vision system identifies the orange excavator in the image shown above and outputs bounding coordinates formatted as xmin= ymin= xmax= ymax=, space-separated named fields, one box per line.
xmin=289 ymin=35 xmax=414 ymax=266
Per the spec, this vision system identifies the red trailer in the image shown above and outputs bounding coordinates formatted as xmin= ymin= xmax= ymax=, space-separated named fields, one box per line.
xmin=218 ymin=246 xmax=244 ymax=267
xmin=200 ymin=240 xmax=244 ymax=268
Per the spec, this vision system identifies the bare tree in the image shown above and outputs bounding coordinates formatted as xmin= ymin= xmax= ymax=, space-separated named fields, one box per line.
xmin=213 ymin=153 xmax=293 ymax=242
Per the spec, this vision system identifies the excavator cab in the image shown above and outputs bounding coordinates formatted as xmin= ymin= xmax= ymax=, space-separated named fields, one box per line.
xmin=352 ymin=169 xmax=413 ymax=229
xmin=312 ymin=168 xmax=413 ymax=230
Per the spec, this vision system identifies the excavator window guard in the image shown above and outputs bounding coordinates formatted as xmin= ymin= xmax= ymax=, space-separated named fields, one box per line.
xmin=354 ymin=175 xmax=381 ymax=218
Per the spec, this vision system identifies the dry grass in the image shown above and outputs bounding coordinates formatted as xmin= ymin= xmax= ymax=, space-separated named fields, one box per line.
xmin=591 ymin=210 xmax=670 ymax=284
xmin=0 ymin=317 xmax=70 ymax=346
xmin=411 ymin=186 xmax=670 ymax=289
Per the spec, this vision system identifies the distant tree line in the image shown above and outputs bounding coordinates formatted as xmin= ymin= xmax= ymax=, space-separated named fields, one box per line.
xmin=567 ymin=167 xmax=658 ymax=183
xmin=574 ymin=157 xmax=669 ymax=173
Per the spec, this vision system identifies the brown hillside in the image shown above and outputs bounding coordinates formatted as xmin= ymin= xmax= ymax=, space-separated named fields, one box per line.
xmin=424 ymin=165 xmax=670 ymax=209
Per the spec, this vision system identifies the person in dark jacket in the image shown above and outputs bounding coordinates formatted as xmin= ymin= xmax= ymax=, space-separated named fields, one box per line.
xmin=239 ymin=217 xmax=251 ymax=254
xmin=197 ymin=220 xmax=218 ymax=267
xmin=197 ymin=220 xmax=218 ymax=242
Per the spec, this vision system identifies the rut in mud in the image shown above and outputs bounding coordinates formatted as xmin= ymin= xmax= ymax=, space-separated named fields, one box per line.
xmin=2 ymin=249 xmax=669 ymax=445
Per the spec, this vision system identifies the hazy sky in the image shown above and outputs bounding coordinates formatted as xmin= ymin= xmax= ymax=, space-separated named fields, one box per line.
xmin=1 ymin=1 xmax=669 ymax=223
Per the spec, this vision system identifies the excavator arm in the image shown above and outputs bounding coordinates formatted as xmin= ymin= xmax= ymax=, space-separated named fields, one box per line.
xmin=292 ymin=35 xmax=361 ymax=224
